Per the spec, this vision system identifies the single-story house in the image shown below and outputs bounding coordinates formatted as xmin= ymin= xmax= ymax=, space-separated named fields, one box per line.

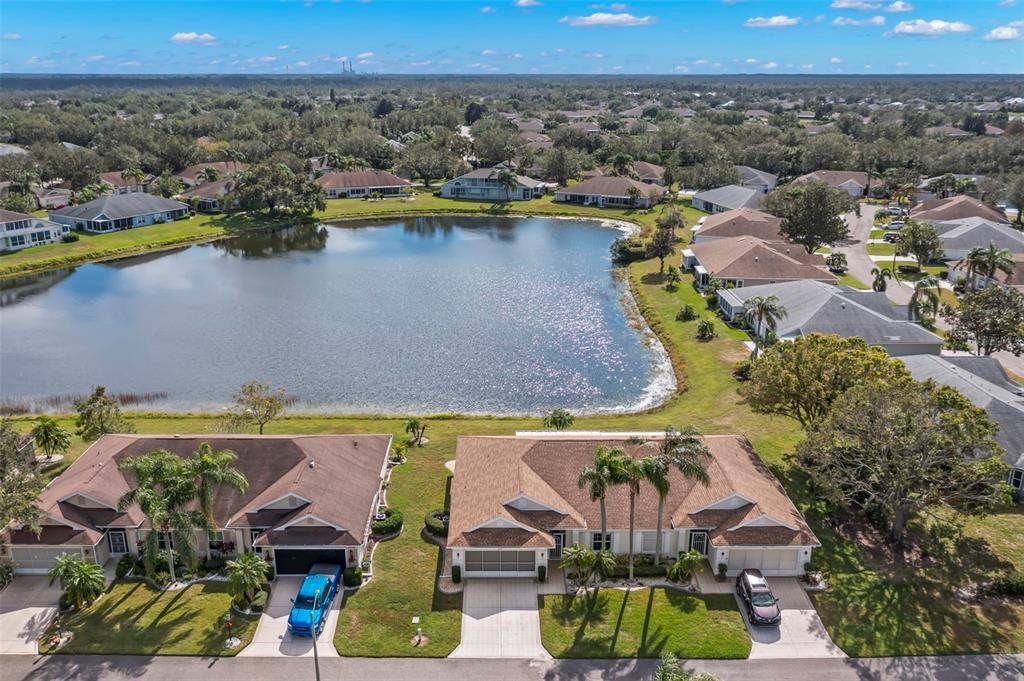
xmin=98 ymin=171 xmax=155 ymax=195
xmin=915 ymin=174 xmax=987 ymax=203
xmin=900 ymin=355 xmax=1024 ymax=497
xmin=718 ymin=280 xmax=944 ymax=357
xmin=948 ymin=252 xmax=1024 ymax=291
xmin=735 ymin=166 xmax=778 ymax=194
xmin=924 ymin=126 xmax=973 ymax=139
xmin=929 ymin=217 xmax=1024 ymax=262
xmin=314 ymin=170 xmax=411 ymax=199
xmin=32 ymin=185 xmax=73 ymax=209
xmin=632 ymin=161 xmax=666 ymax=186
xmin=792 ymin=170 xmax=871 ymax=198
xmin=513 ymin=118 xmax=545 ymax=133
xmin=49 ymin=193 xmax=190 ymax=233
xmin=555 ymin=176 xmax=664 ymax=209
xmin=0 ymin=209 xmax=70 ymax=252
xmin=0 ymin=434 xmax=392 ymax=575
xmin=745 ymin=109 xmax=772 ymax=120
xmin=446 ymin=434 xmax=820 ymax=578
xmin=520 ymin=131 xmax=553 ymax=150
xmin=911 ymin=195 xmax=1009 ymax=225
xmin=178 ymin=179 xmax=236 ymax=212
xmin=671 ymin=107 xmax=696 ymax=118
xmin=683 ymin=236 xmax=837 ymax=289
xmin=440 ymin=167 xmax=549 ymax=201
xmin=174 ymin=162 xmax=248 ymax=188
xmin=691 ymin=185 xmax=763 ymax=214
xmin=691 ymin=208 xmax=783 ymax=243
xmin=568 ymin=121 xmax=603 ymax=135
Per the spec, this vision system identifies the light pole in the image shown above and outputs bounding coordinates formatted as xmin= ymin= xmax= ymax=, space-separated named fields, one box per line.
xmin=310 ymin=588 xmax=321 ymax=681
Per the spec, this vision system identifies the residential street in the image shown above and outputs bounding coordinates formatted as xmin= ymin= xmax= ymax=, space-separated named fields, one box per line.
xmin=2 ymin=652 xmax=1022 ymax=681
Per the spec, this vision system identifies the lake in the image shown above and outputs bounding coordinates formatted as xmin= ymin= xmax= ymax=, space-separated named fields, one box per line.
xmin=0 ymin=216 xmax=674 ymax=415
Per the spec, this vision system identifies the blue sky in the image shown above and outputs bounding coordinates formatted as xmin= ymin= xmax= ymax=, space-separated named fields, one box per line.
xmin=1 ymin=1 xmax=1021 ymax=75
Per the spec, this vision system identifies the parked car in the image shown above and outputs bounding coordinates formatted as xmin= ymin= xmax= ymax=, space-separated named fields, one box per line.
xmin=887 ymin=221 xmax=905 ymax=230
xmin=886 ymin=204 xmax=906 ymax=216
xmin=735 ymin=568 xmax=781 ymax=626
xmin=287 ymin=563 xmax=343 ymax=637
xmin=883 ymin=232 xmax=901 ymax=243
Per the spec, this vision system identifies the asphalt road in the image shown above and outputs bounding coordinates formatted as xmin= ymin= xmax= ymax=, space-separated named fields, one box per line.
xmin=3 ymin=654 xmax=1023 ymax=681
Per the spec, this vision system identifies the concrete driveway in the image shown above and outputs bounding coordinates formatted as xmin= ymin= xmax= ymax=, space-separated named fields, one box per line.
xmin=735 ymin=577 xmax=845 ymax=659
xmin=0 ymin=576 xmax=61 ymax=655
xmin=238 ymin=576 xmax=341 ymax=658
xmin=450 ymin=578 xmax=550 ymax=659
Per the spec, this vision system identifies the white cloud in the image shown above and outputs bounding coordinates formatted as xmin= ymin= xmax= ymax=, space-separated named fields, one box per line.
xmin=892 ymin=19 xmax=972 ymax=35
xmin=118 ymin=60 xmax=142 ymax=67
xmin=583 ymin=51 xmax=605 ymax=58
xmin=895 ymin=60 xmax=911 ymax=66
xmin=511 ymin=52 xmax=523 ymax=58
xmin=610 ymin=3 xmax=628 ymax=9
xmin=830 ymin=56 xmax=843 ymax=63
xmin=673 ymin=65 xmax=689 ymax=72
xmin=481 ymin=49 xmax=498 ymax=55
xmin=559 ymin=12 xmax=657 ymax=26
xmin=514 ymin=0 xmax=541 ymax=6
xmin=480 ymin=6 xmax=495 ymax=13
xmin=884 ymin=1 xmax=914 ymax=12
xmin=26 ymin=56 xmax=56 ymax=67
xmin=745 ymin=57 xmax=759 ymax=63
xmin=169 ymin=31 xmax=218 ymax=45
xmin=1 ymin=32 xmax=22 ymax=41
xmin=833 ymin=16 xmax=885 ymax=27
xmin=744 ymin=15 xmax=801 ymax=28
xmin=278 ymin=44 xmax=289 ymax=50
xmin=762 ymin=61 xmax=779 ymax=69
xmin=997 ymin=0 xmax=1016 ymax=6
xmin=356 ymin=51 xmax=374 ymax=59
xmin=256 ymin=56 xmax=277 ymax=63
xmin=802 ymin=63 xmax=814 ymax=69
xmin=410 ymin=60 xmax=432 ymax=66
xmin=830 ymin=0 xmax=881 ymax=9
xmin=84 ymin=54 xmax=106 ymax=62
xmin=693 ymin=58 xmax=709 ymax=65
xmin=984 ymin=23 xmax=1023 ymax=40
xmin=295 ymin=60 xmax=311 ymax=67
xmin=863 ymin=64 xmax=873 ymax=69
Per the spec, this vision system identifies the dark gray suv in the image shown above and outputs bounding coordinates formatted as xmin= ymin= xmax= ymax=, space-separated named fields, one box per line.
xmin=735 ymin=568 xmax=781 ymax=626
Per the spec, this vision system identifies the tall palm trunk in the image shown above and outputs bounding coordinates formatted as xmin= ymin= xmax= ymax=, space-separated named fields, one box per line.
xmin=164 ymin=530 xmax=176 ymax=582
xmin=599 ymin=496 xmax=608 ymax=546
xmin=654 ymin=495 xmax=665 ymax=566
xmin=627 ymin=490 xmax=636 ymax=581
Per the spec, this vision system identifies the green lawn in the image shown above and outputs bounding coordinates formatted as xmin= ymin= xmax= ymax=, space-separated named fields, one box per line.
xmin=42 ymin=580 xmax=259 ymax=656
xmin=867 ymin=243 xmax=897 ymax=256
xmin=838 ymin=272 xmax=869 ymax=289
xmin=539 ymin=589 xmax=750 ymax=659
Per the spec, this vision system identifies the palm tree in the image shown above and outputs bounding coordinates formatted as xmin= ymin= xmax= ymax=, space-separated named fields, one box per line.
xmin=404 ymin=418 xmax=427 ymax=445
xmin=31 ymin=415 xmax=71 ymax=461
xmin=695 ymin=318 xmax=717 ymax=341
xmin=650 ymin=427 xmax=710 ymax=565
xmin=220 ymin=148 xmax=245 ymax=174
xmin=609 ymin=153 xmax=634 ymax=177
xmin=121 ymin=167 xmax=145 ymax=190
xmin=187 ymin=443 xmax=248 ymax=556
xmin=542 ymin=408 xmax=574 ymax=431
xmin=966 ymin=243 xmax=1015 ymax=290
xmin=197 ymin=166 xmax=221 ymax=184
xmin=626 ymin=186 xmax=642 ymax=208
xmin=226 ymin=552 xmax=269 ymax=609
xmin=745 ymin=295 xmax=787 ymax=359
xmin=559 ymin=543 xmax=595 ymax=586
xmin=47 ymin=554 xmax=105 ymax=610
xmin=619 ymin=456 xmax=660 ymax=581
xmin=666 ymin=549 xmax=704 ymax=584
xmin=870 ymin=266 xmax=892 ymax=292
xmin=577 ymin=446 xmax=627 ymax=551
xmin=495 ymin=169 xmax=519 ymax=202
xmin=908 ymin=276 xmax=941 ymax=323
xmin=118 ymin=450 xmax=206 ymax=582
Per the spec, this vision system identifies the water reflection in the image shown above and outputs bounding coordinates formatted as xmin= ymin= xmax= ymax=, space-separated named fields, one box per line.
xmin=0 ymin=268 xmax=74 ymax=307
xmin=212 ymin=223 xmax=329 ymax=258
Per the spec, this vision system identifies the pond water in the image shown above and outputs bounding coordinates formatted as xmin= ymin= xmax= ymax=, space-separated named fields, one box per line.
xmin=0 ymin=216 xmax=674 ymax=415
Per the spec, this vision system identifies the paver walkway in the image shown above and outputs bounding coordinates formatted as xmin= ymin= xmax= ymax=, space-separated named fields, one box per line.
xmin=239 ymin=576 xmax=341 ymax=658
xmin=449 ymin=578 xmax=550 ymax=659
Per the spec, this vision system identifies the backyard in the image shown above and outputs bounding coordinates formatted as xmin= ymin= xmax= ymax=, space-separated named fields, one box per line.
xmin=16 ymin=198 xmax=1024 ymax=658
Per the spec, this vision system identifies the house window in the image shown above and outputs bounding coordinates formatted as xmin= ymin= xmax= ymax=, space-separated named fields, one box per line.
xmin=1011 ymin=469 xmax=1024 ymax=491
xmin=8 ymin=234 xmax=25 ymax=247
xmin=641 ymin=532 xmax=658 ymax=553
xmin=156 ymin=533 xmax=174 ymax=550
xmin=591 ymin=532 xmax=611 ymax=551
xmin=249 ymin=528 xmax=267 ymax=549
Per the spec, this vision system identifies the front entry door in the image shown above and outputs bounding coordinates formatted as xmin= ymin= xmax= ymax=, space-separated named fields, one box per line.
xmin=550 ymin=531 xmax=565 ymax=559
xmin=688 ymin=531 xmax=709 ymax=556
xmin=107 ymin=529 xmax=128 ymax=554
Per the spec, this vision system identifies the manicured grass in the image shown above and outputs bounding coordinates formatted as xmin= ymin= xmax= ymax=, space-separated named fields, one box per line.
xmin=42 ymin=580 xmax=258 ymax=656
xmin=539 ymin=588 xmax=750 ymax=659
xmin=867 ymin=243 xmax=897 ymax=256
xmin=837 ymin=272 xmax=869 ymax=289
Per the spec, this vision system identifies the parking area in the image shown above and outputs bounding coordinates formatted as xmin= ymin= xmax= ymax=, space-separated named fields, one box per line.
xmin=0 ymin=576 xmax=61 ymax=655
xmin=736 ymin=577 xmax=845 ymax=659
xmin=238 ymin=576 xmax=341 ymax=658
xmin=449 ymin=578 xmax=550 ymax=659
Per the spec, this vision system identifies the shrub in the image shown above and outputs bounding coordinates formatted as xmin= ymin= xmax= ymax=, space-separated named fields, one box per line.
xmin=59 ymin=591 xmax=75 ymax=611
xmin=61 ymin=233 xmax=80 ymax=243
xmin=676 ymin=304 xmax=698 ymax=322
xmin=342 ymin=566 xmax=363 ymax=587
xmin=987 ymin=572 xmax=1024 ymax=598
xmin=667 ymin=550 xmax=704 ymax=583
xmin=610 ymin=237 xmax=646 ymax=264
xmin=424 ymin=509 xmax=450 ymax=537
xmin=153 ymin=570 xmax=171 ymax=586
xmin=717 ymin=563 xmax=727 ymax=579
xmin=0 ymin=560 xmax=12 ymax=589
xmin=537 ymin=565 xmax=546 ymax=583
xmin=452 ymin=565 xmax=461 ymax=584
xmin=371 ymin=508 xmax=404 ymax=536
xmin=804 ymin=560 xmax=820 ymax=574
xmin=264 ymin=559 xmax=275 ymax=582
xmin=696 ymin=318 xmax=717 ymax=341
xmin=202 ymin=557 xmax=228 ymax=575
xmin=248 ymin=590 xmax=269 ymax=613
xmin=732 ymin=359 xmax=753 ymax=381
xmin=115 ymin=553 xmax=136 ymax=579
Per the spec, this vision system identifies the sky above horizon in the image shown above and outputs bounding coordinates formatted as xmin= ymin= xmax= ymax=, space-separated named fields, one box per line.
xmin=1 ymin=1 xmax=1021 ymax=76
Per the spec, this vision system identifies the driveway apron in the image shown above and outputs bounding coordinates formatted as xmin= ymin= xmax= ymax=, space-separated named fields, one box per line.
xmin=450 ymin=578 xmax=550 ymax=659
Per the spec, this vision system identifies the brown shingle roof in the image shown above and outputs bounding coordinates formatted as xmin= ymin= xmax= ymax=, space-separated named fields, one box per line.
xmin=697 ymin=208 xmax=784 ymax=241
xmin=3 ymin=435 xmax=390 ymax=547
xmin=98 ymin=171 xmax=156 ymax=187
xmin=174 ymin=162 xmax=248 ymax=182
xmin=911 ymin=195 xmax=1008 ymax=224
xmin=689 ymin=236 xmax=836 ymax=283
xmin=447 ymin=435 xmax=818 ymax=550
xmin=313 ymin=170 xmax=410 ymax=190
xmin=558 ymin=175 xmax=658 ymax=198
xmin=632 ymin=161 xmax=665 ymax=180
xmin=793 ymin=170 xmax=869 ymax=189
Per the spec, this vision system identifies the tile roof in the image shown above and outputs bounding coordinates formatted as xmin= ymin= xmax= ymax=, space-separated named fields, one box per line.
xmin=313 ymin=170 xmax=410 ymax=190
xmin=696 ymin=208 xmax=783 ymax=241
xmin=912 ymin=196 xmax=1009 ymax=225
xmin=692 ymin=185 xmax=763 ymax=211
xmin=447 ymin=435 xmax=818 ymax=550
xmin=632 ymin=161 xmax=665 ymax=180
xmin=179 ymin=178 xmax=234 ymax=200
xmin=49 ymin=193 xmax=188 ymax=221
xmin=2 ymin=435 xmax=390 ymax=547
xmin=557 ymin=175 xmax=658 ymax=199
xmin=735 ymin=165 xmax=778 ymax=187
xmin=793 ymin=170 xmax=869 ymax=189
xmin=689 ymin=236 xmax=837 ymax=283
xmin=0 ymin=208 xmax=35 ymax=222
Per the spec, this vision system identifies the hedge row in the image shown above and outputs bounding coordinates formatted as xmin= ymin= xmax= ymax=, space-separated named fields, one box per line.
xmin=424 ymin=509 xmax=449 ymax=537
xmin=371 ymin=508 xmax=404 ymax=536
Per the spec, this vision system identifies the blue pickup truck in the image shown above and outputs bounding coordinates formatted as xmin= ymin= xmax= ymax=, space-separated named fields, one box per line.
xmin=287 ymin=563 xmax=343 ymax=637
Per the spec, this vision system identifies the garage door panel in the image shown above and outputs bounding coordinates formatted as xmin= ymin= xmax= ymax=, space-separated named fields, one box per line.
xmin=11 ymin=548 xmax=81 ymax=574
xmin=728 ymin=548 xmax=800 ymax=575
xmin=274 ymin=549 xmax=347 ymax=575
xmin=464 ymin=550 xmax=535 ymax=577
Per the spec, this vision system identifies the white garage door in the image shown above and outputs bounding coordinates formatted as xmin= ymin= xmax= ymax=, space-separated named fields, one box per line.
xmin=727 ymin=548 xmax=800 ymax=575
xmin=11 ymin=547 xmax=81 ymax=574
xmin=464 ymin=550 xmax=536 ymax=577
